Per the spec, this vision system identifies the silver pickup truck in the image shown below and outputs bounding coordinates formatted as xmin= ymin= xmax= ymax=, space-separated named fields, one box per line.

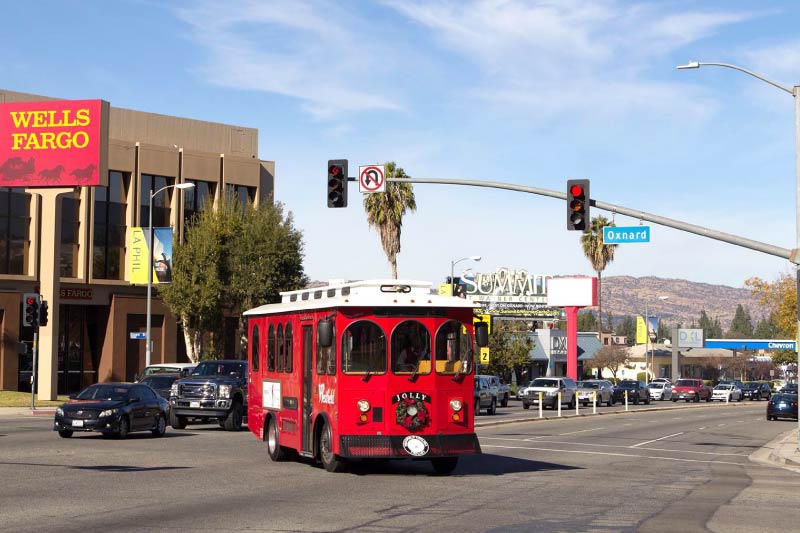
xmin=476 ymin=374 xmax=511 ymax=407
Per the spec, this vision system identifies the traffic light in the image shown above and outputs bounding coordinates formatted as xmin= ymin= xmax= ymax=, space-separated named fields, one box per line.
xmin=566 ymin=179 xmax=590 ymax=231
xmin=38 ymin=300 xmax=49 ymax=327
xmin=327 ymin=159 xmax=348 ymax=208
xmin=23 ymin=293 xmax=40 ymax=327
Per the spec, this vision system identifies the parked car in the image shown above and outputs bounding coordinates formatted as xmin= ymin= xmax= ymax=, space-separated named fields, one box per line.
xmin=477 ymin=374 xmax=509 ymax=407
xmin=576 ymin=380 xmax=614 ymax=406
xmin=520 ymin=377 xmax=577 ymax=409
xmin=136 ymin=363 xmax=197 ymax=381
xmin=648 ymin=381 xmax=673 ymax=401
xmin=742 ymin=382 xmax=772 ymax=401
xmin=614 ymin=380 xmax=651 ymax=405
xmin=672 ymin=378 xmax=712 ymax=402
xmin=651 ymin=377 xmax=672 ymax=385
xmin=780 ymin=383 xmax=799 ymax=394
xmin=169 ymin=360 xmax=248 ymax=431
xmin=53 ymin=382 xmax=168 ymax=439
xmin=711 ymin=384 xmax=743 ymax=402
xmin=767 ymin=393 xmax=798 ymax=421
xmin=138 ymin=373 xmax=180 ymax=400
xmin=474 ymin=375 xmax=497 ymax=415
xmin=718 ymin=379 xmax=745 ymax=390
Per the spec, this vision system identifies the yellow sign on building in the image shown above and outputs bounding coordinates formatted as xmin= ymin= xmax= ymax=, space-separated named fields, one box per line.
xmin=474 ymin=314 xmax=492 ymax=364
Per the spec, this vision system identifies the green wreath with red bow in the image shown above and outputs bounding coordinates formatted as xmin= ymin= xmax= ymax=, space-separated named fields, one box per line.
xmin=396 ymin=397 xmax=430 ymax=431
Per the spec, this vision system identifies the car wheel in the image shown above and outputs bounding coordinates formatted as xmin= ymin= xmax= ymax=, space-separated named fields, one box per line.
xmin=489 ymin=398 xmax=497 ymax=415
xmin=267 ymin=416 xmax=288 ymax=461
xmin=634 ymin=395 xmax=639 ymax=405
xmin=431 ymin=457 xmax=459 ymax=475
xmin=706 ymin=395 xmax=712 ymax=402
xmin=693 ymin=395 xmax=699 ymax=403
xmin=567 ymin=396 xmax=575 ymax=409
xmin=501 ymin=394 xmax=509 ymax=408
xmin=117 ymin=416 xmax=130 ymax=440
xmin=610 ymin=397 xmax=615 ymax=406
xmin=319 ymin=420 xmax=345 ymax=472
xmin=58 ymin=429 xmax=73 ymax=438
xmin=522 ymin=402 xmax=530 ymax=410
xmin=223 ymin=402 xmax=243 ymax=431
xmin=170 ymin=411 xmax=187 ymax=430
xmin=151 ymin=414 xmax=167 ymax=437
xmin=645 ymin=397 xmax=650 ymax=405
xmin=767 ymin=415 xmax=773 ymax=421
xmin=474 ymin=398 xmax=481 ymax=416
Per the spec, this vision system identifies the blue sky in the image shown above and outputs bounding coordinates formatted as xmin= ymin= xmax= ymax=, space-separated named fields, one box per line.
xmin=4 ymin=0 xmax=800 ymax=288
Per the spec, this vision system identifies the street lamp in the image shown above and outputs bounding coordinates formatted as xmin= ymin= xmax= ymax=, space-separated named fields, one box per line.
xmin=645 ymin=295 xmax=669 ymax=383
xmin=450 ymin=256 xmax=481 ymax=296
xmin=146 ymin=182 xmax=195 ymax=368
xmin=677 ymin=60 xmax=800 ymax=448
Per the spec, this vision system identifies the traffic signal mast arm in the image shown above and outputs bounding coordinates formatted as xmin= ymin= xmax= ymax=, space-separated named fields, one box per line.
xmin=383 ymin=176 xmax=794 ymax=262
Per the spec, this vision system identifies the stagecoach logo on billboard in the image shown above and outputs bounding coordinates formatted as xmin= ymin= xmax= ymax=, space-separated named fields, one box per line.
xmin=463 ymin=268 xmax=561 ymax=318
xmin=0 ymin=99 xmax=109 ymax=187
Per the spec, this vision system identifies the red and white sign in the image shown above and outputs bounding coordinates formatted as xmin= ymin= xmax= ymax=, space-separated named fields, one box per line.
xmin=0 ymin=99 xmax=109 ymax=187
xmin=359 ymin=164 xmax=386 ymax=193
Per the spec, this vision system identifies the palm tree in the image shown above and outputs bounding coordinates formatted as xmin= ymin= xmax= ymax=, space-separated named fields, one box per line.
xmin=581 ymin=215 xmax=617 ymax=338
xmin=363 ymin=162 xmax=416 ymax=279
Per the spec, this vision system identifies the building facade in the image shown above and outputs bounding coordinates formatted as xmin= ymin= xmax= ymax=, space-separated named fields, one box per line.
xmin=0 ymin=89 xmax=273 ymax=398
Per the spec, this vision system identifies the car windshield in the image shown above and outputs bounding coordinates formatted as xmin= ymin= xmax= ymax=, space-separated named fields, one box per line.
xmin=675 ymin=379 xmax=698 ymax=387
xmin=618 ymin=381 xmax=638 ymax=387
xmin=773 ymin=394 xmax=797 ymax=402
xmin=531 ymin=379 xmax=559 ymax=388
xmin=140 ymin=376 xmax=178 ymax=389
xmin=191 ymin=362 xmax=245 ymax=377
xmin=76 ymin=384 xmax=129 ymax=401
xmin=579 ymin=382 xmax=599 ymax=389
xmin=714 ymin=384 xmax=732 ymax=390
xmin=650 ymin=383 xmax=664 ymax=389
xmin=744 ymin=382 xmax=759 ymax=388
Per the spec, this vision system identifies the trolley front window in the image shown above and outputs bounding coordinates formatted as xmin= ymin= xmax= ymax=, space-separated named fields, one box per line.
xmin=435 ymin=320 xmax=474 ymax=375
xmin=391 ymin=320 xmax=431 ymax=375
xmin=342 ymin=321 xmax=386 ymax=375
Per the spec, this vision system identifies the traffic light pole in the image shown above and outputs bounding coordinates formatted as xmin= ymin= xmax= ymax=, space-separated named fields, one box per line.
xmin=30 ymin=329 xmax=38 ymax=411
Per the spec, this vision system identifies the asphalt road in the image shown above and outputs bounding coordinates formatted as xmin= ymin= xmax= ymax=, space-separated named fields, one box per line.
xmin=1 ymin=401 xmax=799 ymax=532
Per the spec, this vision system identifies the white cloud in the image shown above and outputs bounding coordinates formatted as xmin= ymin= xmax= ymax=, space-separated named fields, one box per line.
xmin=740 ymin=40 xmax=800 ymax=84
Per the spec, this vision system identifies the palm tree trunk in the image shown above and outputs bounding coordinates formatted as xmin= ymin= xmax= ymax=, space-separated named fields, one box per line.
xmin=391 ymin=260 xmax=398 ymax=279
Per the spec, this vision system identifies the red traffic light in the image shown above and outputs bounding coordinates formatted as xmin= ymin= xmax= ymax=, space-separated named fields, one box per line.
xmin=25 ymin=297 xmax=36 ymax=305
xmin=329 ymin=165 xmax=341 ymax=177
xmin=569 ymin=184 xmax=584 ymax=198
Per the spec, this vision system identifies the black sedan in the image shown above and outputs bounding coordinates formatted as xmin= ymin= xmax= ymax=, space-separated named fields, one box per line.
xmin=780 ymin=383 xmax=798 ymax=394
xmin=53 ymin=383 xmax=168 ymax=439
xmin=139 ymin=373 xmax=180 ymax=400
xmin=742 ymin=382 xmax=771 ymax=401
xmin=767 ymin=393 xmax=798 ymax=421
xmin=613 ymin=380 xmax=651 ymax=405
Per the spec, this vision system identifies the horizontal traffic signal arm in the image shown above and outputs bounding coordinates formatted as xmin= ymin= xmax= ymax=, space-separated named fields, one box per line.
xmin=376 ymin=176 xmax=793 ymax=262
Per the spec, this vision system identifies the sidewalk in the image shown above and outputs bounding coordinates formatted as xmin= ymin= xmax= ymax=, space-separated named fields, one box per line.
xmin=0 ymin=406 xmax=56 ymax=416
xmin=751 ymin=427 xmax=800 ymax=470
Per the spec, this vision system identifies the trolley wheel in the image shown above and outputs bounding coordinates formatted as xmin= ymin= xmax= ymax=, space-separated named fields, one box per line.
xmin=431 ymin=457 xmax=459 ymax=475
xmin=267 ymin=417 xmax=288 ymax=462
xmin=319 ymin=421 xmax=346 ymax=473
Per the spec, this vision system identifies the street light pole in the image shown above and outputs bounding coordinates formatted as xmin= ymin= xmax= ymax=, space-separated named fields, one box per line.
xmin=146 ymin=182 xmax=194 ymax=369
xmin=450 ymin=256 xmax=481 ymax=296
xmin=677 ymin=60 xmax=800 ymax=449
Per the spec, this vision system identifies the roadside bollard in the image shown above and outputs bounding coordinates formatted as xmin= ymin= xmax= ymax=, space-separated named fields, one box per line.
xmin=726 ymin=391 xmax=730 ymax=404
xmin=625 ymin=390 xmax=629 ymax=411
xmin=576 ymin=393 xmax=580 ymax=416
xmin=557 ymin=392 xmax=562 ymax=417
xmin=538 ymin=392 xmax=543 ymax=418
xmin=593 ymin=391 xmax=597 ymax=415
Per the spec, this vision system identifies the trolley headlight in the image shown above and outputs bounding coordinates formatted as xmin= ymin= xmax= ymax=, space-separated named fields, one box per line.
xmin=449 ymin=399 xmax=463 ymax=412
xmin=357 ymin=399 xmax=370 ymax=412
xmin=219 ymin=384 xmax=232 ymax=398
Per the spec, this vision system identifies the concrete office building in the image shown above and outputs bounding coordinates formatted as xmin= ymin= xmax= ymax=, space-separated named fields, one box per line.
xmin=0 ymin=89 xmax=273 ymax=398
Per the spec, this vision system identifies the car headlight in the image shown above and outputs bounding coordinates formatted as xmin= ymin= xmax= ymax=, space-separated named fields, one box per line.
xmin=56 ymin=407 xmax=64 ymax=416
xmin=100 ymin=408 xmax=118 ymax=418
xmin=357 ymin=399 xmax=370 ymax=412
xmin=450 ymin=399 xmax=463 ymax=412
xmin=219 ymin=384 xmax=232 ymax=398
xmin=170 ymin=383 xmax=179 ymax=396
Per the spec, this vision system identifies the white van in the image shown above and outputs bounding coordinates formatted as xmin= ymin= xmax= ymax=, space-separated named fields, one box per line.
xmin=136 ymin=363 xmax=197 ymax=382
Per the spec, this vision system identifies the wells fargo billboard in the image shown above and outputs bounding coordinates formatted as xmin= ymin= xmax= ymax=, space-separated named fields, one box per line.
xmin=0 ymin=99 xmax=109 ymax=187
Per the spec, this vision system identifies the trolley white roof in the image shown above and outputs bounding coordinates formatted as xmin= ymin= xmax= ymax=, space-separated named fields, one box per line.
xmin=243 ymin=279 xmax=479 ymax=316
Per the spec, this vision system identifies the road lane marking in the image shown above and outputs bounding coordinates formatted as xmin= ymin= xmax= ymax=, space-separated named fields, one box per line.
xmin=479 ymin=437 xmax=747 ymax=456
xmin=630 ymin=432 xmax=684 ymax=448
xmin=558 ymin=427 xmax=605 ymax=436
xmin=482 ymin=444 xmax=744 ymax=465
xmin=698 ymin=427 xmax=706 ymax=430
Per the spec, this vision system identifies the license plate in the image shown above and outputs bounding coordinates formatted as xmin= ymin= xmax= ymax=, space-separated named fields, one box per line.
xmin=71 ymin=420 xmax=84 ymax=427
xmin=780 ymin=403 xmax=787 ymax=407
xmin=190 ymin=401 xmax=200 ymax=408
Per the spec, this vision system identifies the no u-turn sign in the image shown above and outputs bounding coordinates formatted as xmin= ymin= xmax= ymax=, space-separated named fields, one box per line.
xmin=359 ymin=165 xmax=386 ymax=193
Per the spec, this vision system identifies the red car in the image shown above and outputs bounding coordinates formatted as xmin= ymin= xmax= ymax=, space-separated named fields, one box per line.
xmin=672 ymin=378 xmax=712 ymax=402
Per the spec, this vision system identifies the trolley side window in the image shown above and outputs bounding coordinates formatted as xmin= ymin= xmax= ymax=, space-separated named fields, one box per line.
xmin=434 ymin=320 xmax=474 ymax=375
xmin=391 ymin=320 xmax=432 ymax=375
xmin=342 ymin=321 xmax=386 ymax=375
xmin=276 ymin=323 xmax=285 ymax=373
xmin=317 ymin=321 xmax=336 ymax=376
xmin=267 ymin=324 xmax=275 ymax=371
xmin=285 ymin=323 xmax=293 ymax=373
xmin=251 ymin=324 xmax=260 ymax=371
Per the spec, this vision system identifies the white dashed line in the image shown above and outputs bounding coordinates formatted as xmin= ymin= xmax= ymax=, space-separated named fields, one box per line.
xmin=630 ymin=432 xmax=684 ymax=448
xmin=482 ymin=443 xmax=744 ymax=465
xmin=558 ymin=427 xmax=605 ymax=436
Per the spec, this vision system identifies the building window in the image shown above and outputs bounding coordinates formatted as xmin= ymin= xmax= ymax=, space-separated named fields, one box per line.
xmin=60 ymin=191 xmax=81 ymax=277
xmin=140 ymin=174 xmax=174 ymax=228
xmin=183 ymin=179 xmax=216 ymax=227
xmin=225 ymin=184 xmax=255 ymax=211
xmin=0 ymin=188 xmax=31 ymax=275
xmin=93 ymin=171 xmax=128 ymax=280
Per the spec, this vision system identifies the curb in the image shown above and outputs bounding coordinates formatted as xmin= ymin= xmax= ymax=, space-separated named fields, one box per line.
xmin=750 ymin=429 xmax=800 ymax=471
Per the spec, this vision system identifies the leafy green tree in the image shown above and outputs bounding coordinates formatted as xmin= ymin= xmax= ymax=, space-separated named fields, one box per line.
xmin=161 ymin=193 xmax=306 ymax=362
xmin=698 ymin=310 xmax=723 ymax=339
xmin=577 ymin=311 xmax=597 ymax=332
xmin=487 ymin=321 xmax=534 ymax=382
xmin=727 ymin=304 xmax=754 ymax=338
xmin=614 ymin=315 xmax=637 ymax=346
xmin=754 ymin=313 xmax=780 ymax=338
xmin=363 ymin=162 xmax=416 ymax=279
xmin=772 ymin=351 xmax=797 ymax=366
xmin=581 ymin=215 xmax=617 ymax=337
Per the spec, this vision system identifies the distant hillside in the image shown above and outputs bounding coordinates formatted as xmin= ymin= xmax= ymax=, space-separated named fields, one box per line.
xmin=599 ymin=276 xmax=767 ymax=330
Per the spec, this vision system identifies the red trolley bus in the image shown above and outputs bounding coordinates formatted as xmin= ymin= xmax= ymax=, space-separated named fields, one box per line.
xmin=244 ymin=279 xmax=488 ymax=474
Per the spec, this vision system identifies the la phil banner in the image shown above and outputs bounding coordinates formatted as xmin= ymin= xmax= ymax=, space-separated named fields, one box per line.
xmin=0 ymin=99 xmax=109 ymax=187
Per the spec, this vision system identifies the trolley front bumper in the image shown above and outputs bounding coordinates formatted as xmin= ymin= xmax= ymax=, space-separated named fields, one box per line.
xmin=339 ymin=432 xmax=481 ymax=459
